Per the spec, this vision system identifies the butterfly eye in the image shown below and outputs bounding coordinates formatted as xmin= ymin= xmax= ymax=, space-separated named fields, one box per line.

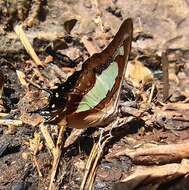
xmin=51 ymin=104 xmax=55 ymax=108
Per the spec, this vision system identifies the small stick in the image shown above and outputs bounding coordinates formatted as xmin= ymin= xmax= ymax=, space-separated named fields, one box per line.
xmin=0 ymin=119 xmax=22 ymax=126
xmin=80 ymin=130 xmax=112 ymax=190
xmin=25 ymin=78 xmax=44 ymax=90
xmin=39 ymin=124 xmax=55 ymax=155
xmin=33 ymin=156 xmax=43 ymax=177
xmin=80 ymin=142 xmax=98 ymax=190
xmin=161 ymin=51 xmax=169 ymax=102
xmin=64 ymin=128 xmax=85 ymax=148
xmin=148 ymin=83 xmax=156 ymax=103
xmin=49 ymin=119 xmax=67 ymax=190
xmin=0 ymin=70 xmax=4 ymax=98
xmin=16 ymin=70 xmax=28 ymax=87
xmin=88 ymin=167 xmax=97 ymax=190
xmin=14 ymin=24 xmax=43 ymax=67
xmin=86 ymin=135 xmax=111 ymax=190
xmin=0 ymin=113 xmax=10 ymax=118
xmin=106 ymin=142 xmax=189 ymax=165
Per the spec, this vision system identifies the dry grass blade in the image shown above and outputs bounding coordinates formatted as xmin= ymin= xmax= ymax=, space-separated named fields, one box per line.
xmin=0 ymin=119 xmax=22 ymax=126
xmin=86 ymin=135 xmax=111 ymax=190
xmin=0 ymin=70 xmax=4 ymax=99
xmin=39 ymin=121 xmax=67 ymax=190
xmin=0 ymin=113 xmax=9 ymax=117
xmin=14 ymin=24 xmax=43 ymax=67
xmin=148 ymin=83 xmax=156 ymax=103
xmin=80 ymin=141 xmax=98 ymax=190
xmin=162 ymin=51 xmax=169 ymax=102
xmin=26 ymin=0 xmax=42 ymax=27
xmin=40 ymin=123 xmax=55 ymax=155
xmin=80 ymin=134 xmax=112 ymax=190
xmin=64 ymin=128 xmax=85 ymax=148
xmin=16 ymin=70 xmax=28 ymax=87
xmin=33 ymin=156 xmax=43 ymax=177
xmin=49 ymin=119 xmax=67 ymax=190
xmin=28 ymin=132 xmax=43 ymax=177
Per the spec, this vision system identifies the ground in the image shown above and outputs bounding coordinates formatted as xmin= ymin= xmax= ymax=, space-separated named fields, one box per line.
xmin=0 ymin=0 xmax=189 ymax=190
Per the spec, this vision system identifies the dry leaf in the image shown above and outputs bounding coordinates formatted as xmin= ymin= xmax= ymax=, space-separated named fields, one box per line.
xmin=125 ymin=60 xmax=153 ymax=87
xmin=16 ymin=70 xmax=28 ymax=87
xmin=64 ymin=19 xmax=77 ymax=33
xmin=107 ymin=142 xmax=189 ymax=165
xmin=113 ymin=159 xmax=189 ymax=190
xmin=0 ymin=70 xmax=4 ymax=98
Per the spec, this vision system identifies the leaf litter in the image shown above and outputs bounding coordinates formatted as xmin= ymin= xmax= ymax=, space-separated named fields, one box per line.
xmin=0 ymin=0 xmax=189 ymax=190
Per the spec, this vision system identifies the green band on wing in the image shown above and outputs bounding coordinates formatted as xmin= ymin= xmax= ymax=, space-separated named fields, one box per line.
xmin=76 ymin=61 xmax=118 ymax=113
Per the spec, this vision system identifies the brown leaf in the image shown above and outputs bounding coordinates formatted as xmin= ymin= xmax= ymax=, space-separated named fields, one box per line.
xmin=64 ymin=19 xmax=77 ymax=33
xmin=113 ymin=159 xmax=189 ymax=190
xmin=107 ymin=142 xmax=189 ymax=165
xmin=125 ymin=60 xmax=153 ymax=87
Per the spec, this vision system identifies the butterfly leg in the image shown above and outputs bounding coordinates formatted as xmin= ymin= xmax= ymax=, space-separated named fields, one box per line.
xmin=98 ymin=127 xmax=105 ymax=150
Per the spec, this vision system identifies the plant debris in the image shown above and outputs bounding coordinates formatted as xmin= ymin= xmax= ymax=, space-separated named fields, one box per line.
xmin=0 ymin=0 xmax=189 ymax=190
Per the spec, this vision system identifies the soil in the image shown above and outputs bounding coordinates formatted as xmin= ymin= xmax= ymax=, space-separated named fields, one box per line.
xmin=0 ymin=0 xmax=189 ymax=190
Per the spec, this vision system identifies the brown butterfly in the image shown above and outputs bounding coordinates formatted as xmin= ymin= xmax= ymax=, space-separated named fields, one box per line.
xmin=41 ymin=18 xmax=133 ymax=129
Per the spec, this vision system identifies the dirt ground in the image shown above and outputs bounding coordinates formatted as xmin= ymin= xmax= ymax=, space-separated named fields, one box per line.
xmin=0 ymin=0 xmax=189 ymax=190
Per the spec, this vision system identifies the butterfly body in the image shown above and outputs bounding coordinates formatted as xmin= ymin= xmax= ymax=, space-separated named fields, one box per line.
xmin=42 ymin=18 xmax=133 ymax=129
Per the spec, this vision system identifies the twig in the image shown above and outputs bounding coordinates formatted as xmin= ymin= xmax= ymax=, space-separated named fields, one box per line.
xmin=14 ymin=24 xmax=43 ymax=67
xmin=16 ymin=70 xmax=28 ymax=87
xmin=25 ymin=78 xmax=44 ymax=90
xmin=86 ymin=135 xmax=111 ymax=190
xmin=88 ymin=167 xmax=97 ymax=190
xmin=33 ymin=156 xmax=43 ymax=177
xmin=0 ymin=113 xmax=10 ymax=118
xmin=64 ymin=128 xmax=85 ymax=148
xmin=0 ymin=70 xmax=4 ymax=98
xmin=49 ymin=119 xmax=67 ymax=190
xmin=148 ymin=83 xmax=156 ymax=103
xmin=0 ymin=119 xmax=22 ymax=126
xmin=80 ymin=141 xmax=98 ymax=190
xmin=161 ymin=51 xmax=169 ymax=102
xmin=39 ymin=123 xmax=55 ymax=155
xmin=80 ymin=127 xmax=112 ymax=190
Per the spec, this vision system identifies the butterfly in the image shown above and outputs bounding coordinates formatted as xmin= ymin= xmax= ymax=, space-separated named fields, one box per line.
xmin=41 ymin=18 xmax=133 ymax=129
